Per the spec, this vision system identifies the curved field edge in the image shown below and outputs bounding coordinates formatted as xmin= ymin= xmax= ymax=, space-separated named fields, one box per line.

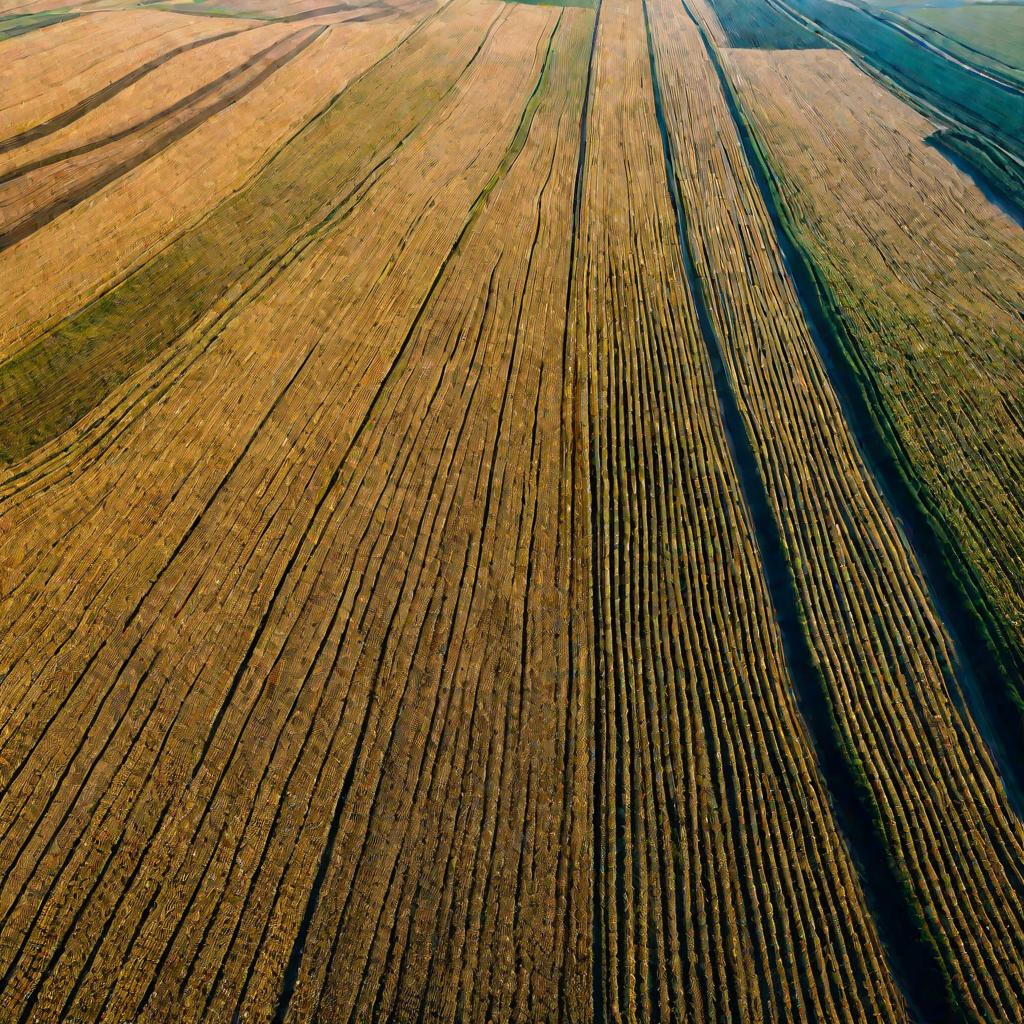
xmin=923 ymin=127 xmax=1024 ymax=225
xmin=710 ymin=36 xmax=1024 ymax=801
xmin=0 ymin=0 xmax=486 ymax=467
xmin=756 ymin=0 xmax=1024 ymax=228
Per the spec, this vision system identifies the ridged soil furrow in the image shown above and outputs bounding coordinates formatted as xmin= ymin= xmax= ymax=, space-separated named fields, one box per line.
xmin=573 ymin=0 xmax=905 ymax=1020
xmin=0 ymin=12 xmax=432 ymax=363
xmin=48 ymin=32 xmax=548 ymax=1024
xmin=0 ymin=0 xmax=479 ymax=966
xmin=267 ymin=20 xmax=590 ymax=1022
xmin=0 ymin=4 xmax=598 ymax=1019
xmin=648 ymin=0 xmax=1024 ymax=1018
xmin=136 ymin=398 xmax=467 ymax=1015
xmin=0 ymin=25 xmax=327 ymax=255
xmin=0 ymin=0 xmax=503 ymax=776
xmin=173 ymin=264 xmax=505 ymax=1020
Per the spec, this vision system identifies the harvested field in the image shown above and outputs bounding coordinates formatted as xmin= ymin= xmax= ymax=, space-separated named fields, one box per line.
xmin=0 ymin=12 xmax=420 ymax=353
xmin=648 ymin=0 xmax=1024 ymax=1017
xmin=0 ymin=0 xmax=1022 ymax=1020
xmin=574 ymin=0 xmax=904 ymax=1019
xmin=0 ymin=23 xmax=268 ymax=162
xmin=725 ymin=46 xmax=1024 ymax=772
xmin=0 ymin=2 xmax=594 ymax=1018
xmin=0 ymin=24 xmax=328 ymax=254
xmin=0 ymin=10 xmax=246 ymax=139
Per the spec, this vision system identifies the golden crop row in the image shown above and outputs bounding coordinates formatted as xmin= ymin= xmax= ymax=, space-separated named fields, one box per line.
xmin=0 ymin=0 xmax=505 ymax=465
xmin=573 ymin=0 xmax=905 ymax=1019
xmin=0 ymin=24 xmax=326 ymax=255
xmin=1 ymin=0 xmax=1022 ymax=1019
xmin=0 ymin=2 xmax=595 ymax=1019
xmin=0 ymin=11 xmax=231 ymax=141
xmin=648 ymin=0 xmax=1024 ymax=1017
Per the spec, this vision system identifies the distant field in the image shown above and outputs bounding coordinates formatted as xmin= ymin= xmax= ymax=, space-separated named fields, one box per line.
xmin=703 ymin=0 xmax=822 ymax=47
xmin=764 ymin=0 xmax=1024 ymax=205
xmin=908 ymin=1 xmax=1024 ymax=73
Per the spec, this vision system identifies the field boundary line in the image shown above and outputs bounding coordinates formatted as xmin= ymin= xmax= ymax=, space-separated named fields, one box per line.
xmin=707 ymin=2 xmax=1024 ymax=813
xmin=0 ymin=24 xmax=255 ymax=155
xmin=645 ymin=1 xmax=965 ymax=1018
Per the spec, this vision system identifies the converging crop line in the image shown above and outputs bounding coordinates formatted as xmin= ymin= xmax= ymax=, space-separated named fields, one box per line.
xmin=0 ymin=16 xmax=526 ymax=1009
xmin=644 ymin=1 xmax=963 ymax=1020
xmin=174 ymin=1 xmax=512 ymax=802
xmin=0 ymin=26 xmax=254 ymax=156
xmin=0 ymin=25 xmax=326 ymax=256
xmin=700 ymin=0 xmax=1024 ymax=814
xmin=0 ymin=0 xmax=481 ymax=485
xmin=162 ymin=345 xmax=476 ymax=1020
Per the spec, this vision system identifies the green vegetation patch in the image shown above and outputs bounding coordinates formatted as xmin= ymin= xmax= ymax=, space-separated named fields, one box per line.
xmin=0 ymin=11 xmax=491 ymax=464
xmin=147 ymin=3 xmax=275 ymax=19
xmin=927 ymin=126 xmax=1024 ymax=221
xmin=706 ymin=0 xmax=824 ymax=49
xmin=908 ymin=3 xmax=1024 ymax=79
xmin=0 ymin=9 xmax=81 ymax=41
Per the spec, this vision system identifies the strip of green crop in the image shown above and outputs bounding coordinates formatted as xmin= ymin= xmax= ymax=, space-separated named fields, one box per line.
xmin=0 ymin=9 xmax=82 ymax=40
xmin=147 ymin=5 xmax=276 ymax=19
xmin=0 ymin=0 xmax=494 ymax=467
xmin=711 ymin=22 xmax=1024 ymax=805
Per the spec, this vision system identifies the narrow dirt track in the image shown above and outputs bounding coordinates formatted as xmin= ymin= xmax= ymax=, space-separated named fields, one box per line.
xmin=0 ymin=25 xmax=326 ymax=253
xmin=0 ymin=25 xmax=252 ymax=155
